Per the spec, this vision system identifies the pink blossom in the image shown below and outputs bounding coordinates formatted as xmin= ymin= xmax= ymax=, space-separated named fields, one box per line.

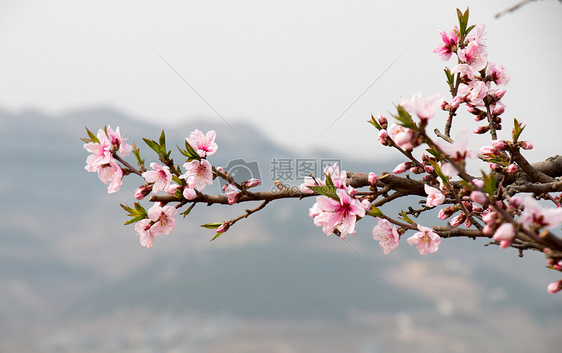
xmin=106 ymin=126 xmax=132 ymax=157
xmin=458 ymin=40 xmax=488 ymax=71
xmin=407 ymin=225 xmax=441 ymax=255
xmin=388 ymin=123 xmax=415 ymax=151
xmin=487 ymin=62 xmax=511 ymax=85
xmin=519 ymin=141 xmax=533 ymax=150
xmin=135 ymin=219 xmax=155 ymax=248
xmin=433 ymin=26 xmax=458 ymax=61
xmin=142 ymin=162 xmax=172 ymax=193
xmin=435 ymin=131 xmax=477 ymax=161
xmin=547 ymin=281 xmax=562 ymax=294
xmin=493 ymin=223 xmax=516 ymax=249
xmin=223 ymin=183 xmax=241 ymax=204
xmin=400 ymin=92 xmax=443 ymax=121
xmin=186 ymin=129 xmax=218 ymax=157
xmin=180 ymin=159 xmax=213 ymax=191
xmin=165 ymin=183 xmax=182 ymax=195
xmin=310 ymin=189 xmax=366 ymax=238
xmin=147 ymin=204 xmax=177 ymax=236
xmin=520 ymin=197 xmax=562 ymax=230
xmin=372 ymin=218 xmax=400 ymax=255
xmin=451 ymin=64 xmax=477 ymax=80
xmin=425 ymin=184 xmax=445 ymax=207
xmin=97 ymin=159 xmax=123 ymax=194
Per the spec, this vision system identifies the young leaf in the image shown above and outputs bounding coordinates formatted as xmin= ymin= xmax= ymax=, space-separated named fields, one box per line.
xmin=132 ymin=142 xmax=144 ymax=167
xmin=143 ymin=138 xmax=161 ymax=155
xmin=367 ymin=206 xmax=384 ymax=218
xmin=481 ymin=171 xmax=496 ymax=196
xmin=393 ymin=105 xmax=416 ymax=129
xmin=398 ymin=211 xmax=416 ymax=226
xmin=210 ymin=232 xmax=223 ymax=241
xmin=512 ymin=118 xmax=526 ymax=142
xmin=368 ymin=114 xmax=382 ymax=130
xmin=158 ymin=130 xmax=166 ymax=149
xmin=81 ymin=127 xmax=101 ymax=144
xmin=181 ymin=203 xmax=196 ymax=218
xmin=309 ymin=185 xmax=339 ymax=201
xmin=200 ymin=222 xmax=224 ymax=230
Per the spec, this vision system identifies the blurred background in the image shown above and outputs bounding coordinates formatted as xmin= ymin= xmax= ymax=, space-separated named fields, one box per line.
xmin=1 ymin=0 xmax=561 ymax=352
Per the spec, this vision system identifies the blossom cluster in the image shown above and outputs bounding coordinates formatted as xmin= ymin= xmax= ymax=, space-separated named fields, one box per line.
xmin=83 ymin=126 xmax=132 ymax=193
xmin=82 ymin=9 xmax=562 ymax=294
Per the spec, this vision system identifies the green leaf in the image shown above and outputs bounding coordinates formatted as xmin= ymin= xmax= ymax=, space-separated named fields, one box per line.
xmin=143 ymin=138 xmax=161 ymax=155
xmin=309 ymin=185 xmax=339 ymax=201
xmin=210 ymin=232 xmax=223 ymax=241
xmin=481 ymin=171 xmax=496 ymax=196
xmin=367 ymin=206 xmax=384 ymax=218
xmin=512 ymin=118 xmax=526 ymax=142
xmin=120 ymin=202 xmax=147 ymax=225
xmin=200 ymin=222 xmax=224 ymax=230
xmin=125 ymin=215 xmax=146 ymax=226
xmin=81 ymin=127 xmax=101 ymax=144
xmin=393 ymin=105 xmax=416 ymax=129
xmin=398 ymin=211 xmax=416 ymax=226
xmin=158 ymin=130 xmax=166 ymax=149
xmin=368 ymin=114 xmax=381 ymax=130
xmin=181 ymin=203 xmax=195 ymax=218
xmin=425 ymin=148 xmax=442 ymax=159
xmin=132 ymin=142 xmax=144 ymax=167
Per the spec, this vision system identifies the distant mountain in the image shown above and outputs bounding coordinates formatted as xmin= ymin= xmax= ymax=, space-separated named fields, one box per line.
xmin=1 ymin=108 xmax=560 ymax=351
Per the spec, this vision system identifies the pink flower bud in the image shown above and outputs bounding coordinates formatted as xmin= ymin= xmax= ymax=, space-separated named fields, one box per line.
xmin=492 ymin=140 xmax=509 ymax=150
xmin=488 ymin=163 xmax=503 ymax=172
xmin=377 ymin=113 xmax=388 ymax=129
xmin=483 ymin=225 xmax=493 ymax=235
xmin=466 ymin=105 xmax=480 ymax=115
xmin=216 ymin=166 xmax=227 ymax=174
xmin=216 ymin=222 xmax=231 ymax=234
xmin=450 ymin=214 xmax=466 ymax=227
xmin=480 ymin=146 xmax=498 ymax=156
xmin=242 ymin=178 xmax=261 ymax=189
xmin=506 ymin=163 xmax=517 ymax=174
xmin=492 ymin=105 xmax=505 ymax=115
xmin=424 ymin=165 xmax=435 ymax=173
xmin=519 ymin=141 xmax=533 ymax=150
xmin=393 ymin=162 xmax=412 ymax=174
xmin=547 ymin=281 xmax=562 ymax=294
xmin=464 ymin=218 xmax=472 ymax=228
xmin=554 ymin=261 xmax=562 ymax=271
xmin=508 ymin=196 xmax=523 ymax=208
xmin=473 ymin=126 xmax=489 ymax=134
xmin=368 ymin=172 xmax=378 ymax=186
xmin=493 ymin=223 xmax=516 ymax=249
xmin=471 ymin=191 xmax=488 ymax=205
xmin=471 ymin=179 xmax=484 ymax=189
xmin=450 ymin=96 xmax=462 ymax=109
xmin=135 ymin=185 xmax=152 ymax=200
xmin=378 ymin=129 xmax=389 ymax=145
xmin=165 ymin=183 xmax=181 ymax=195
xmin=493 ymin=89 xmax=507 ymax=100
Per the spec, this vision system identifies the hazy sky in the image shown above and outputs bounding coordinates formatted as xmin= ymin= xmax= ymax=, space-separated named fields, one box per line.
xmin=1 ymin=0 xmax=561 ymax=162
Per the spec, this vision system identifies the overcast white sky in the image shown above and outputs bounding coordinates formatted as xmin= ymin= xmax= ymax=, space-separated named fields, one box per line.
xmin=1 ymin=0 xmax=561 ymax=162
